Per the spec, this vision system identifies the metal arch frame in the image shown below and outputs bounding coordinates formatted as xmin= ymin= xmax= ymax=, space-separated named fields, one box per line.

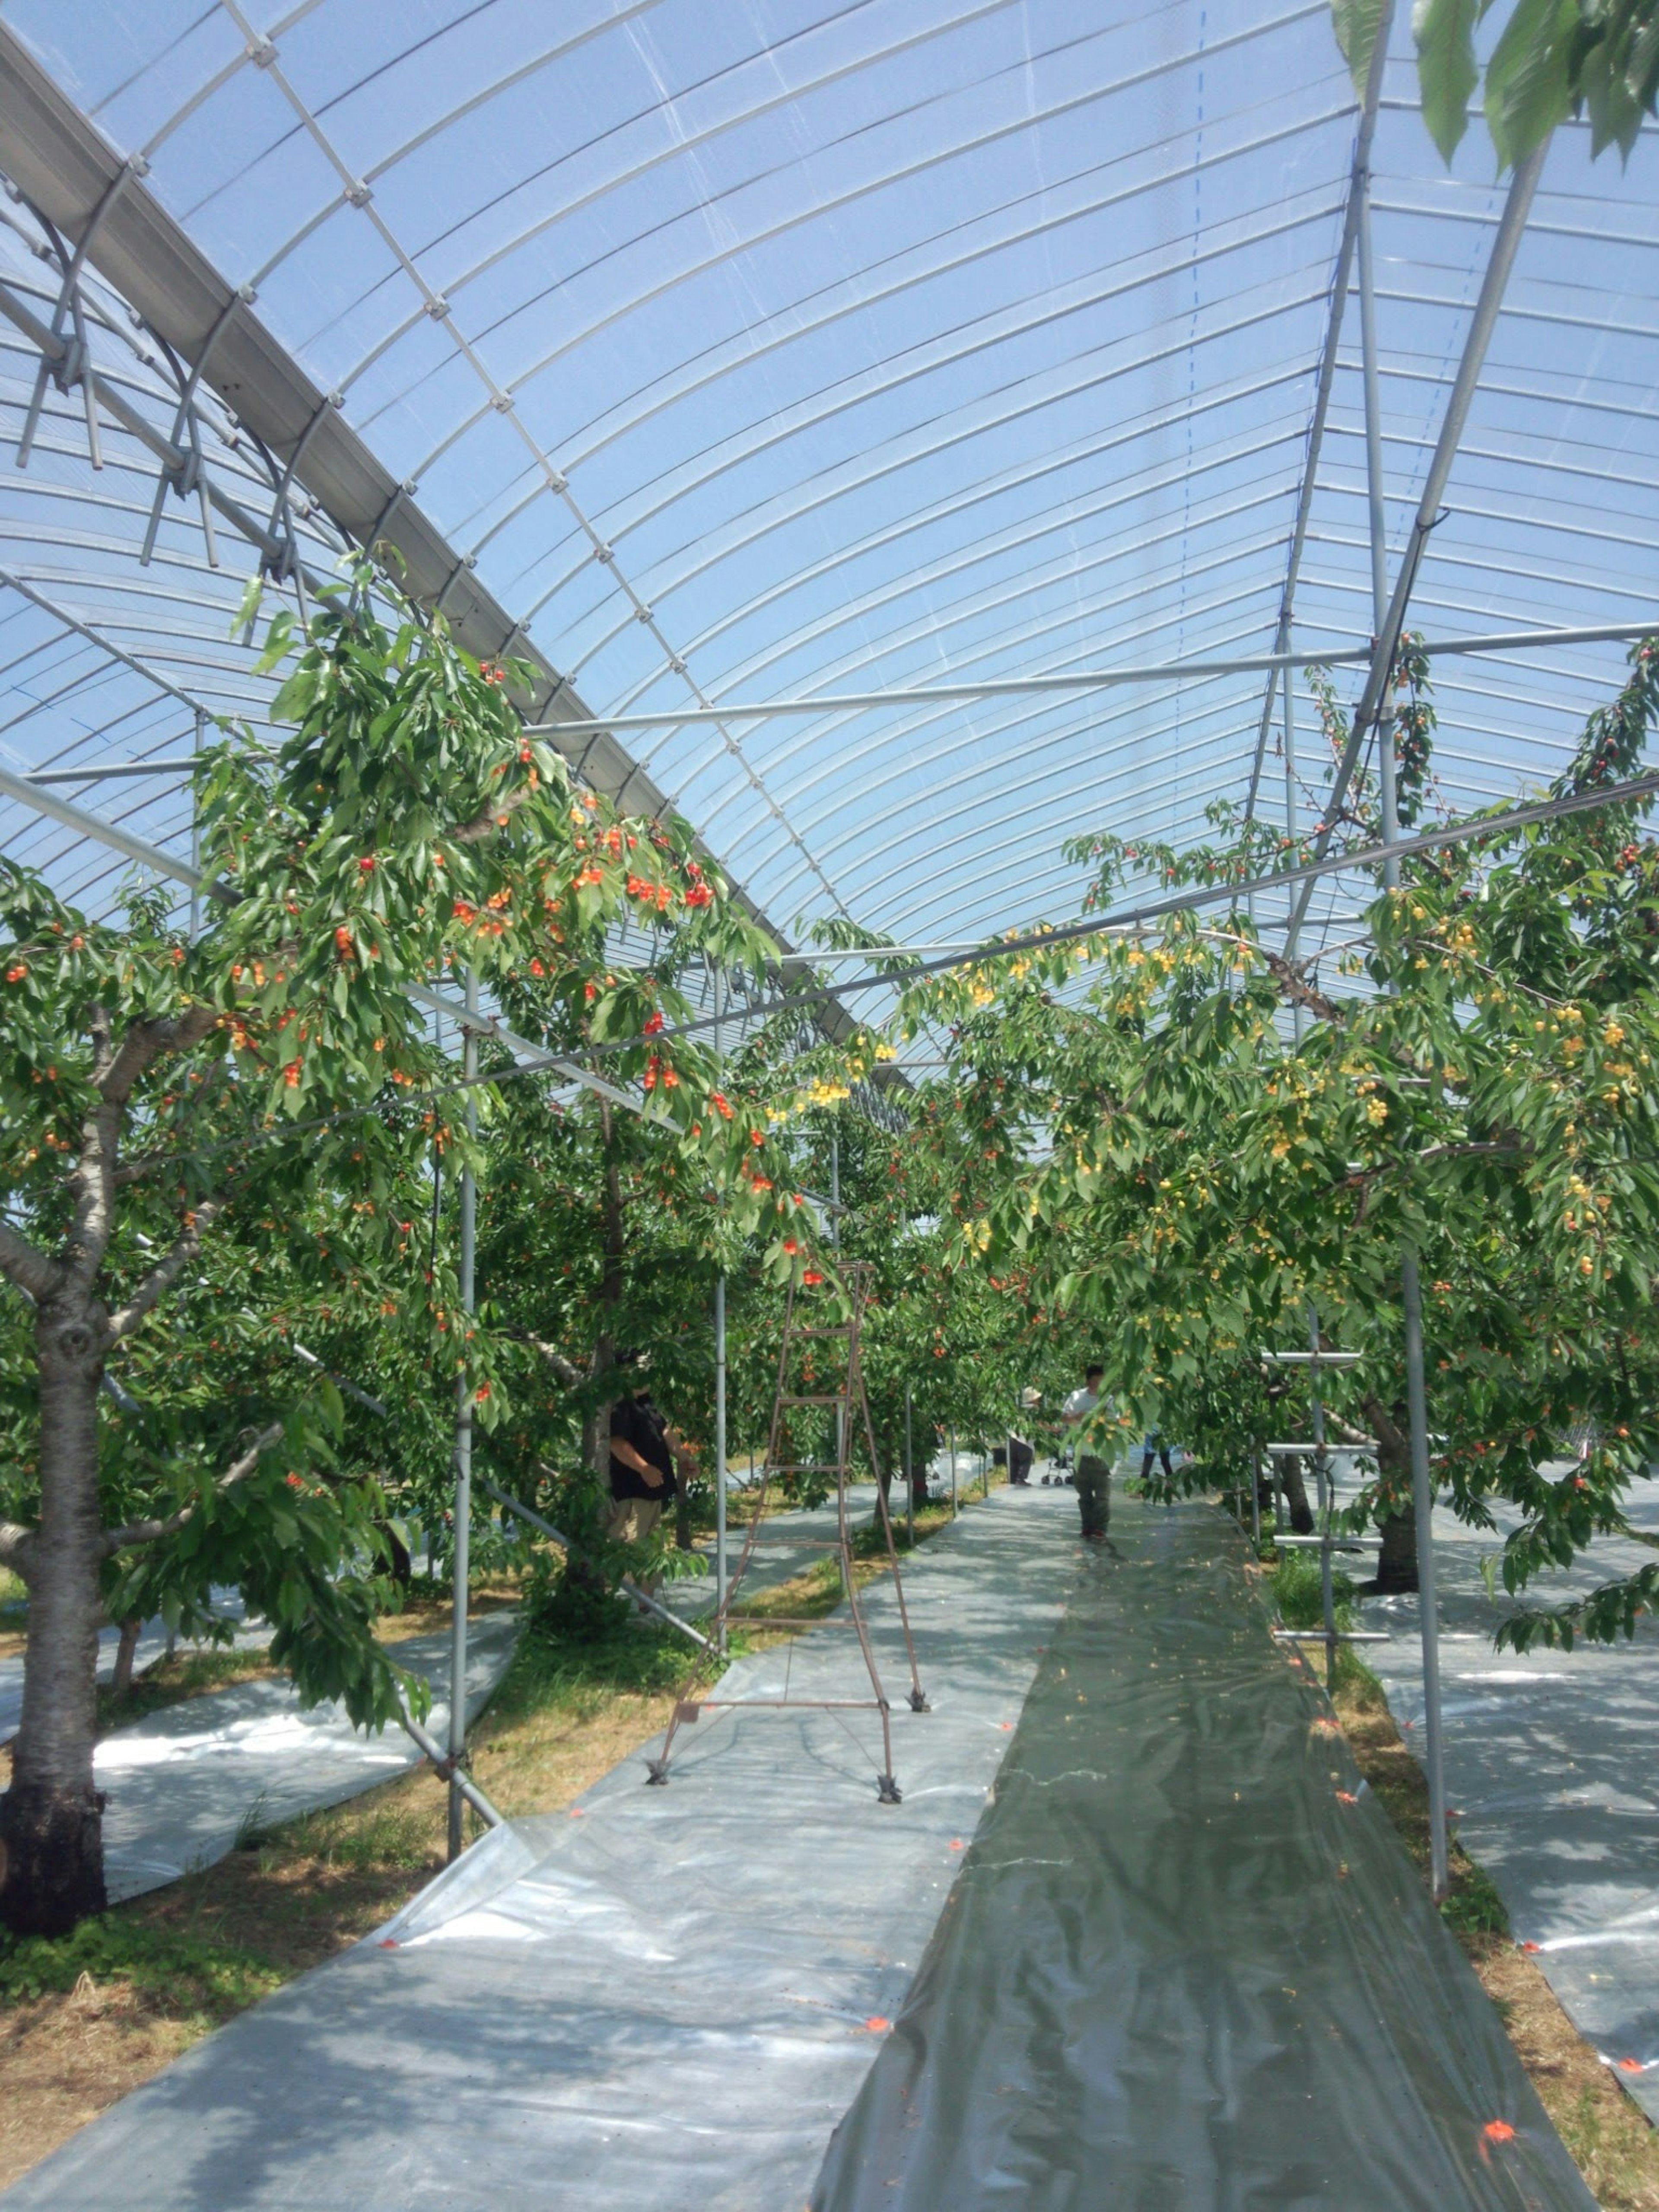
xmin=588 ymin=287 xmax=1335 ymax=703
xmin=0 ymin=36 xmax=871 ymax=1048
xmin=1242 ymin=0 xmax=1395 ymax=825
xmin=203 ymin=0 xmax=852 ymax=925
xmin=330 ymin=0 xmax=1335 ymax=452
xmin=546 ymin=267 xmax=1339 ymax=690
xmin=599 ymin=362 xmax=1322 ymax=720
xmin=448 ymin=100 xmax=1353 ymax=579
xmin=483 ymin=182 xmax=1348 ymax=616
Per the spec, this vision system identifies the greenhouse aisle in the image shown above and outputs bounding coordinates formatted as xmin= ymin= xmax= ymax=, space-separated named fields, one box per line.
xmin=0 ymin=1487 xmax=1070 ymax=2212
xmin=1361 ymin=1490 xmax=1659 ymax=2123
xmin=814 ymin=1497 xmax=1591 ymax=2212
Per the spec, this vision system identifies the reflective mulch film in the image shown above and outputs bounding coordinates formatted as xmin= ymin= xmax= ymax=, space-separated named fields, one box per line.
xmin=814 ymin=1498 xmax=1594 ymax=2212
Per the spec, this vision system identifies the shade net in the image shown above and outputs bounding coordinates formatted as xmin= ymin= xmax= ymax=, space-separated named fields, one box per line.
xmin=813 ymin=1495 xmax=1594 ymax=2212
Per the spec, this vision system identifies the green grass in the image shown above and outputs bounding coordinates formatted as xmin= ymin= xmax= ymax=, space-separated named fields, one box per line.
xmin=0 ymin=1915 xmax=283 ymax=2021
xmin=490 ymin=1615 xmax=710 ymax=1730
xmin=1271 ymin=1547 xmax=1360 ymax=1631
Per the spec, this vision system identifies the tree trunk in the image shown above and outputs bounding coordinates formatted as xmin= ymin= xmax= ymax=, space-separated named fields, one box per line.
xmin=1373 ymin=1508 xmax=1418 ymax=1592
xmin=1362 ymin=1396 xmax=1417 ymax=1594
xmin=0 ymin=1296 xmax=109 ymax=1936
xmin=110 ymin=1617 xmax=143 ymax=1698
xmin=1281 ymin=1452 xmax=1315 ymax=1535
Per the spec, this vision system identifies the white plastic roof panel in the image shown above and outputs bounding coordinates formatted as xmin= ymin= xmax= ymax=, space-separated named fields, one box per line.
xmin=2 ymin=0 xmax=1657 ymax=958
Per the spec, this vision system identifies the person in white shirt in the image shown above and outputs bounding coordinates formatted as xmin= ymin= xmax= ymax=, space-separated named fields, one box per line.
xmin=1062 ymin=1363 xmax=1112 ymax=1541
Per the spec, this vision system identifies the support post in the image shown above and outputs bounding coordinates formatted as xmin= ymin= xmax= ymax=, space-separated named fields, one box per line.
xmin=1287 ymin=139 xmax=1552 ymax=940
xmin=904 ymin=1381 xmax=915 ymax=1544
xmin=830 ymin=1130 xmax=845 ymax=1482
xmin=1309 ymin=1313 xmax=1336 ymax=1690
xmin=713 ymin=965 xmax=728 ymax=1650
xmin=949 ymin=1422 xmax=958 ymax=1518
xmin=1250 ymin=1437 xmax=1262 ymax=1549
xmin=1367 ymin=254 xmax=1452 ymax=1891
xmin=1284 ymin=657 xmax=1306 ymax=1049
xmin=447 ymin=970 xmax=478 ymax=1864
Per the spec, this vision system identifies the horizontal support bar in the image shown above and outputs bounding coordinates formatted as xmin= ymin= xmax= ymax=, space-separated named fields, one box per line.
xmin=1262 ymin=1352 xmax=1365 ymax=1366
xmin=1272 ymin=1535 xmax=1383 ymax=1549
xmin=24 ymin=756 xmax=199 ymax=784
xmin=524 ymin=622 xmax=1659 ymax=737
xmin=1273 ymin=1629 xmax=1392 ymax=1643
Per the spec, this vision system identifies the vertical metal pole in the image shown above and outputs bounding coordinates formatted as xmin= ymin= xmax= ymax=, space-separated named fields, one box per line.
xmin=1368 ymin=430 xmax=1452 ymax=1895
xmin=713 ymin=966 xmax=728 ymax=1648
xmin=830 ymin=1130 xmax=845 ymax=1482
xmin=1404 ymin=1257 xmax=1449 ymax=1897
xmin=904 ymin=1381 xmax=914 ymax=1544
xmin=950 ymin=1421 xmax=958 ymax=1518
xmin=1309 ymin=1313 xmax=1335 ymax=1691
xmin=1358 ymin=152 xmax=1403 ymax=857
xmin=714 ymin=1275 xmax=728 ymax=1650
xmin=1250 ymin=1437 xmax=1262 ymax=1549
xmin=447 ymin=971 xmax=478 ymax=1863
xmin=1283 ymin=656 xmax=1306 ymax=1050
xmin=188 ymin=707 xmax=203 ymax=944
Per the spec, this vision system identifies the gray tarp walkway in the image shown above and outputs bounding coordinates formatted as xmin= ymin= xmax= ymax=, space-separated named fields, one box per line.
xmin=1360 ymin=1482 xmax=1659 ymax=2124
xmin=5 ymin=1486 xmax=1592 ymax=2212
xmin=0 ymin=1488 xmax=1070 ymax=2212
xmin=814 ymin=1496 xmax=1589 ymax=2212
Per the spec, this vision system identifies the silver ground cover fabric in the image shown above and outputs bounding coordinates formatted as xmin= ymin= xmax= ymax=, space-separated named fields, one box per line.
xmin=99 ymin=1613 xmax=521 ymax=1901
xmin=1360 ymin=1484 xmax=1659 ymax=2124
xmin=815 ymin=1498 xmax=1592 ymax=2212
xmin=0 ymin=1487 xmax=1068 ymax=2211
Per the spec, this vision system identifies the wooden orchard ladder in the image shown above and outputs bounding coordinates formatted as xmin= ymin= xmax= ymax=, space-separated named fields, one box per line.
xmin=645 ymin=1262 xmax=927 ymax=1802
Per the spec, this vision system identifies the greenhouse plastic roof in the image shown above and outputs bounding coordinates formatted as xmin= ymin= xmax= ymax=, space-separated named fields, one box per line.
xmin=1 ymin=0 xmax=1657 ymax=958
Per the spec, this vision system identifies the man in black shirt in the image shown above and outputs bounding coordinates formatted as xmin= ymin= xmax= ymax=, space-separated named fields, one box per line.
xmin=606 ymin=1353 xmax=692 ymax=1546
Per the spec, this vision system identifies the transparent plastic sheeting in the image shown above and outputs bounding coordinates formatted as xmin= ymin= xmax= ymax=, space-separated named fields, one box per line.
xmin=814 ymin=1499 xmax=1593 ymax=2212
xmin=98 ymin=1613 xmax=519 ymax=1904
xmin=0 ymin=1490 xmax=1069 ymax=2212
xmin=1360 ymin=1488 xmax=1659 ymax=2129
xmin=6 ymin=4 xmax=1659 ymax=960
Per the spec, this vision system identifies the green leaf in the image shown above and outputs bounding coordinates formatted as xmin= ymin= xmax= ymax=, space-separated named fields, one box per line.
xmin=1413 ymin=0 xmax=1483 ymax=158
xmin=1484 ymin=0 xmax=1580 ymax=165
xmin=253 ymin=610 xmax=296 ymax=677
xmin=229 ymin=576 xmax=264 ymax=640
xmin=1332 ymin=0 xmax=1390 ymax=94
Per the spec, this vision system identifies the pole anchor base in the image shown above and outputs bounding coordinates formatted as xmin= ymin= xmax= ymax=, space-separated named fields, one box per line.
xmin=876 ymin=1773 xmax=903 ymax=1805
xmin=907 ymin=1689 xmax=930 ymax=1713
xmin=645 ymin=1760 xmax=670 ymax=1787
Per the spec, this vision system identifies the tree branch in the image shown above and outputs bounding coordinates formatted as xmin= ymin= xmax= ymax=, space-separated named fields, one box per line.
xmin=509 ymin=1329 xmax=585 ymax=1389
xmin=0 ymin=1220 xmax=61 ymax=1304
xmin=95 ymin=1004 xmax=221 ymax=1110
xmin=448 ymin=780 xmax=534 ymax=846
xmin=0 ymin=1522 xmax=36 ymax=1581
xmin=102 ymin=1419 xmax=281 ymax=1555
xmin=107 ymin=1196 xmax=229 ymax=1341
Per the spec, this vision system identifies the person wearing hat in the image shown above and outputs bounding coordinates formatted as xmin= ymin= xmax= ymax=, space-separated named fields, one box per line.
xmin=606 ymin=1350 xmax=693 ymax=1546
xmin=1062 ymin=1362 xmax=1113 ymax=1542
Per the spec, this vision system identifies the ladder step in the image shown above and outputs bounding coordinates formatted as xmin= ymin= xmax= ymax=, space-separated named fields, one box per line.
xmin=779 ymin=1393 xmax=847 ymax=1406
xmin=765 ymin=1462 xmax=847 ymax=1474
xmin=791 ymin=1326 xmax=853 ymax=1338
